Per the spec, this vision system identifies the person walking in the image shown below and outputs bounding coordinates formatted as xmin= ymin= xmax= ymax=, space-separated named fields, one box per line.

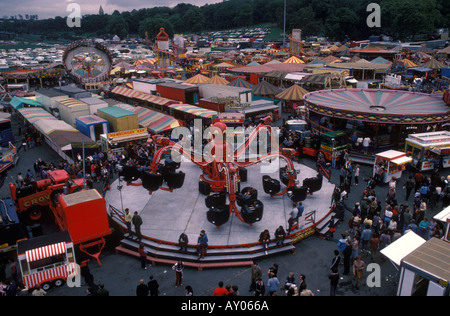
xmin=132 ymin=211 xmax=143 ymax=241
xmin=354 ymin=164 xmax=360 ymax=185
xmin=353 ymin=256 xmax=366 ymax=290
xmin=172 ymin=260 xmax=184 ymax=288
xmin=369 ymin=233 xmax=380 ymax=263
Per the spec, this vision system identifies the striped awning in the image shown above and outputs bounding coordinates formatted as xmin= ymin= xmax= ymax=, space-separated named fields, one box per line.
xmin=112 ymin=86 xmax=174 ymax=106
xmin=18 ymin=107 xmax=58 ymax=124
xmin=25 ymin=242 xmax=66 ymax=262
xmin=276 ymin=84 xmax=309 ymax=101
xmin=57 ymin=98 xmax=87 ymax=108
xmin=168 ymin=104 xmax=218 ymax=118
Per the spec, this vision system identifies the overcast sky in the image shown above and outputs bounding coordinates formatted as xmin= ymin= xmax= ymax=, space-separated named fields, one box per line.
xmin=0 ymin=0 xmax=223 ymax=19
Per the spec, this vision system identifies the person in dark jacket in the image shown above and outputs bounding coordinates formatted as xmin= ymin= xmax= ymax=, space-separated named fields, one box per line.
xmin=329 ymin=267 xmax=340 ymax=296
xmin=148 ymin=275 xmax=159 ymax=296
xmin=136 ymin=279 xmax=149 ymax=296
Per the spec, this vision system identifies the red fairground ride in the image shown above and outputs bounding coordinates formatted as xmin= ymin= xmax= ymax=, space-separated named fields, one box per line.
xmin=119 ymin=116 xmax=298 ymax=228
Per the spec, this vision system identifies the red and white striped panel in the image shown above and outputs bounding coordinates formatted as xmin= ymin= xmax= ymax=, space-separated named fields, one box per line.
xmin=25 ymin=242 xmax=67 ymax=262
xmin=23 ymin=263 xmax=77 ymax=289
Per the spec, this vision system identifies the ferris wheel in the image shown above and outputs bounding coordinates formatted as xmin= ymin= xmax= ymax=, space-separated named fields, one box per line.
xmin=63 ymin=40 xmax=113 ymax=83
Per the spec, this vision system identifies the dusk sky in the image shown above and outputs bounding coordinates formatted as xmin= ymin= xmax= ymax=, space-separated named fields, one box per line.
xmin=0 ymin=0 xmax=223 ymax=19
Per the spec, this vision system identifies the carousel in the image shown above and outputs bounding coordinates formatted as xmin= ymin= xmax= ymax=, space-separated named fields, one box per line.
xmin=303 ymin=88 xmax=450 ymax=147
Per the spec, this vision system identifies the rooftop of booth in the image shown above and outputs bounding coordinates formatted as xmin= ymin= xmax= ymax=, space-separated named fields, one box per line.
xmin=17 ymin=230 xmax=72 ymax=255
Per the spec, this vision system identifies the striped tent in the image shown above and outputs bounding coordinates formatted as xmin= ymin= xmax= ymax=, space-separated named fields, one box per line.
xmin=134 ymin=58 xmax=157 ymax=66
xmin=275 ymin=84 xmax=309 ymax=101
xmin=207 ymin=75 xmax=230 ymax=85
xmin=227 ymin=78 xmax=255 ymax=89
xmin=18 ymin=107 xmax=57 ymax=124
xmin=253 ymin=80 xmax=282 ymax=96
xmin=422 ymin=59 xmax=446 ymax=70
xmin=168 ymin=104 xmax=218 ymax=118
xmin=185 ymin=74 xmax=210 ymax=84
xmin=402 ymin=59 xmax=418 ymax=68
xmin=283 ymin=56 xmax=304 ymax=64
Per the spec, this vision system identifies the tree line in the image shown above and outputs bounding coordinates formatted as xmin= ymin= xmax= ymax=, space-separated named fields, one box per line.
xmin=0 ymin=0 xmax=448 ymax=42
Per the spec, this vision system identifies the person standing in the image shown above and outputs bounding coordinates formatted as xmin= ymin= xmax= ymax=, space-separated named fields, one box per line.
xmin=331 ymin=250 xmax=341 ymax=272
xmin=360 ymin=224 xmax=372 ymax=254
xmin=172 ymin=260 xmax=184 ymax=288
xmin=124 ymin=208 xmax=133 ymax=237
xmin=404 ymin=176 xmax=415 ymax=200
xmin=250 ymin=262 xmax=262 ymax=292
xmin=196 ymin=230 xmax=208 ymax=260
xmin=353 ymin=256 xmax=366 ymax=289
xmin=254 ymin=278 xmax=265 ymax=296
xmin=132 ymin=211 xmax=143 ymax=241
xmin=343 ymin=240 xmax=352 ymax=275
xmin=148 ymin=275 xmax=159 ymax=296
xmin=138 ymin=243 xmax=147 ymax=270
xmin=329 ymin=267 xmax=339 ymax=296
xmin=136 ymin=279 xmax=149 ymax=296
xmin=212 ymin=281 xmax=229 ymax=296
xmin=267 ymin=272 xmax=280 ymax=296
xmin=354 ymin=164 xmax=360 ymax=185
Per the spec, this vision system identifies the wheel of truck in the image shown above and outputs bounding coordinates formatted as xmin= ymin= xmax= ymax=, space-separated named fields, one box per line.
xmin=53 ymin=279 xmax=65 ymax=288
xmin=27 ymin=205 xmax=44 ymax=222
xmin=41 ymin=282 xmax=52 ymax=292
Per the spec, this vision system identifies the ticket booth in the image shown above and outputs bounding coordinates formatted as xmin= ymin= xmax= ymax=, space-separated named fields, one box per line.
xmin=374 ymin=150 xmax=412 ymax=183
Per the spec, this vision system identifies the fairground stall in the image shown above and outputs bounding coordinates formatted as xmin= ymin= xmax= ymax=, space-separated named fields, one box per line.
xmin=100 ymin=127 xmax=150 ymax=154
xmin=405 ymin=131 xmax=450 ymax=171
xmin=381 ymin=232 xmax=450 ymax=296
xmin=434 ymin=206 xmax=450 ymax=243
xmin=17 ymin=230 xmax=77 ymax=291
xmin=374 ymin=150 xmax=412 ymax=183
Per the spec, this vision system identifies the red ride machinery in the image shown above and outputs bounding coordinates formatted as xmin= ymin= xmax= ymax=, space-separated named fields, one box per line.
xmin=120 ymin=116 xmax=297 ymax=228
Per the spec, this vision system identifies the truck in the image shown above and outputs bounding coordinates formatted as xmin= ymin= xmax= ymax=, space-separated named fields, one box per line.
xmin=17 ymin=189 xmax=112 ymax=291
xmin=283 ymin=121 xmax=349 ymax=161
xmin=9 ymin=169 xmax=85 ymax=223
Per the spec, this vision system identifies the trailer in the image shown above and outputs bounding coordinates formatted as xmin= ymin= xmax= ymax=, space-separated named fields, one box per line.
xmin=374 ymin=150 xmax=412 ymax=183
xmin=75 ymin=115 xmax=110 ymax=142
xmin=17 ymin=230 xmax=77 ymax=291
xmin=54 ymin=97 xmax=90 ymax=127
xmin=97 ymin=106 xmax=139 ymax=132
xmin=405 ymin=131 xmax=450 ymax=171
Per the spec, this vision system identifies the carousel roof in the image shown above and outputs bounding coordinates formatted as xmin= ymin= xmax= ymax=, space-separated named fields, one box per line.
xmin=304 ymin=89 xmax=450 ymax=124
xmin=184 ymin=73 xmax=210 ymax=84
xmin=207 ymin=75 xmax=229 ymax=85
xmin=227 ymin=77 xmax=255 ymax=89
xmin=253 ymin=80 xmax=282 ymax=96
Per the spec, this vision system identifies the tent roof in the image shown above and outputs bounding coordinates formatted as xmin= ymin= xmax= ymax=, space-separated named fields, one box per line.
xmin=422 ymin=59 xmax=446 ymax=70
xmin=275 ymin=84 xmax=309 ymax=101
xmin=184 ymin=73 xmax=210 ymax=84
xmin=370 ymin=56 xmax=391 ymax=64
xmin=253 ymin=80 xmax=282 ymax=96
xmin=98 ymin=106 xmax=136 ymax=118
xmin=283 ymin=56 xmax=304 ymax=64
xmin=207 ymin=75 xmax=229 ymax=85
xmin=227 ymin=77 xmax=255 ymax=89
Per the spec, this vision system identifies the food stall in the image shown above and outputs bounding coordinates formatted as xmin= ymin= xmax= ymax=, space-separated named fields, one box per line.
xmin=374 ymin=150 xmax=412 ymax=183
xmin=100 ymin=127 xmax=150 ymax=156
xmin=17 ymin=230 xmax=77 ymax=291
xmin=405 ymin=131 xmax=450 ymax=171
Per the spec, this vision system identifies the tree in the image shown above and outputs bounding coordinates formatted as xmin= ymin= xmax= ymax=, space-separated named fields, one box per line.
xmin=138 ymin=17 xmax=174 ymax=41
xmin=183 ymin=7 xmax=205 ymax=34
xmin=108 ymin=15 xmax=128 ymax=40
xmin=234 ymin=3 xmax=254 ymax=27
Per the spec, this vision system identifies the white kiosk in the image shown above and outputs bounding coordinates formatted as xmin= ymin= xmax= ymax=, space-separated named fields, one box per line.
xmin=434 ymin=206 xmax=450 ymax=242
xmin=405 ymin=131 xmax=450 ymax=171
xmin=374 ymin=150 xmax=412 ymax=183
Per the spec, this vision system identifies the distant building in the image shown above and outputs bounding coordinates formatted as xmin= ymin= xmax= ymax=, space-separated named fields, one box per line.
xmin=99 ymin=5 xmax=104 ymax=15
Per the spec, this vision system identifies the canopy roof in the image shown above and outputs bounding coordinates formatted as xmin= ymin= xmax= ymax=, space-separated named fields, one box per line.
xmin=207 ymin=75 xmax=229 ymax=85
xmin=422 ymin=59 xmax=446 ymax=70
xmin=115 ymin=104 xmax=180 ymax=133
xmin=227 ymin=77 xmax=255 ymax=89
xmin=168 ymin=104 xmax=218 ymax=118
xmin=402 ymin=59 xmax=418 ymax=68
xmin=283 ymin=56 xmax=304 ymax=64
xmin=18 ymin=107 xmax=57 ymax=124
xmin=253 ymin=80 xmax=282 ymax=96
xmin=10 ymin=96 xmax=44 ymax=110
xmin=184 ymin=74 xmax=210 ymax=84
xmin=380 ymin=231 xmax=426 ymax=266
xmin=275 ymin=84 xmax=309 ymax=101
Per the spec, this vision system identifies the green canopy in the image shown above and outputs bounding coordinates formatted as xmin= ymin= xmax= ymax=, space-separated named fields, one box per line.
xmin=10 ymin=96 xmax=44 ymax=110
